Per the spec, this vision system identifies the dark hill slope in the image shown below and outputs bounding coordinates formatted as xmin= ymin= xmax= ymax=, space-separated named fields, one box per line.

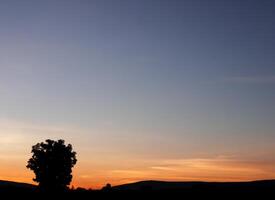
xmin=0 ymin=180 xmax=36 ymax=192
xmin=112 ymin=179 xmax=275 ymax=191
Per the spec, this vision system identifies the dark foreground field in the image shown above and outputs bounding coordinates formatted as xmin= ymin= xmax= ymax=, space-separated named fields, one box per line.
xmin=1 ymin=180 xmax=275 ymax=199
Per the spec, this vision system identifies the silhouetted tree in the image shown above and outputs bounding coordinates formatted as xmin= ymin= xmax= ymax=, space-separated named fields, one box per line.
xmin=26 ymin=139 xmax=77 ymax=192
xmin=102 ymin=183 xmax=112 ymax=191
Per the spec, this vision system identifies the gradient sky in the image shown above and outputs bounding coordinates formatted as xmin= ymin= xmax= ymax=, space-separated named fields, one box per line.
xmin=0 ymin=0 xmax=275 ymax=189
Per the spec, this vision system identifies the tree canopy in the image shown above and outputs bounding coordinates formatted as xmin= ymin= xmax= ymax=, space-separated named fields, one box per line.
xmin=27 ymin=139 xmax=77 ymax=191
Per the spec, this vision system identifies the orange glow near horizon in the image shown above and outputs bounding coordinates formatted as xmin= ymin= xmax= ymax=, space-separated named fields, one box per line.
xmin=1 ymin=157 xmax=275 ymax=189
xmin=0 ymin=119 xmax=275 ymax=189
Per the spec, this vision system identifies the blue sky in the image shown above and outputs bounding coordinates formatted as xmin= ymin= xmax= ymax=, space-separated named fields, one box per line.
xmin=0 ymin=0 xmax=274 ymax=187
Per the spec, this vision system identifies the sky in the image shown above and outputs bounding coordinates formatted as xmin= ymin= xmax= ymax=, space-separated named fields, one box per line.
xmin=0 ymin=0 xmax=275 ymax=189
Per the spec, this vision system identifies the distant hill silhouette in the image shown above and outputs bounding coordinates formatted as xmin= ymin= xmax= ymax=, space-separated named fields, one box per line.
xmin=1 ymin=179 xmax=275 ymax=192
xmin=0 ymin=180 xmax=36 ymax=193
xmin=1 ymin=179 xmax=274 ymax=198
xmin=113 ymin=180 xmax=201 ymax=191
xmin=112 ymin=179 xmax=275 ymax=191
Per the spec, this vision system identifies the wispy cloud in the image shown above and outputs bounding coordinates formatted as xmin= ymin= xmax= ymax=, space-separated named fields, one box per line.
xmin=150 ymin=166 xmax=177 ymax=171
xmin=0 ymin=118 xmax=77 ymax=134
xmin=0 ymin=118 xmax=73 ymax=149
xmin=224 ymin=75 xmax=275 ymax=84
xmin=107 ymin=156 xmax=275 ymax=184
xmin=151 ymin=156 xmax=275 ymax=181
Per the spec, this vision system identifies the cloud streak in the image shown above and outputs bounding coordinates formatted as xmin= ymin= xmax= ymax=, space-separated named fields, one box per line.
xmin=152 ymin=157 xmax=274 ymax=174
xmin=106 ymin=156 xmax=275 ymax=186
